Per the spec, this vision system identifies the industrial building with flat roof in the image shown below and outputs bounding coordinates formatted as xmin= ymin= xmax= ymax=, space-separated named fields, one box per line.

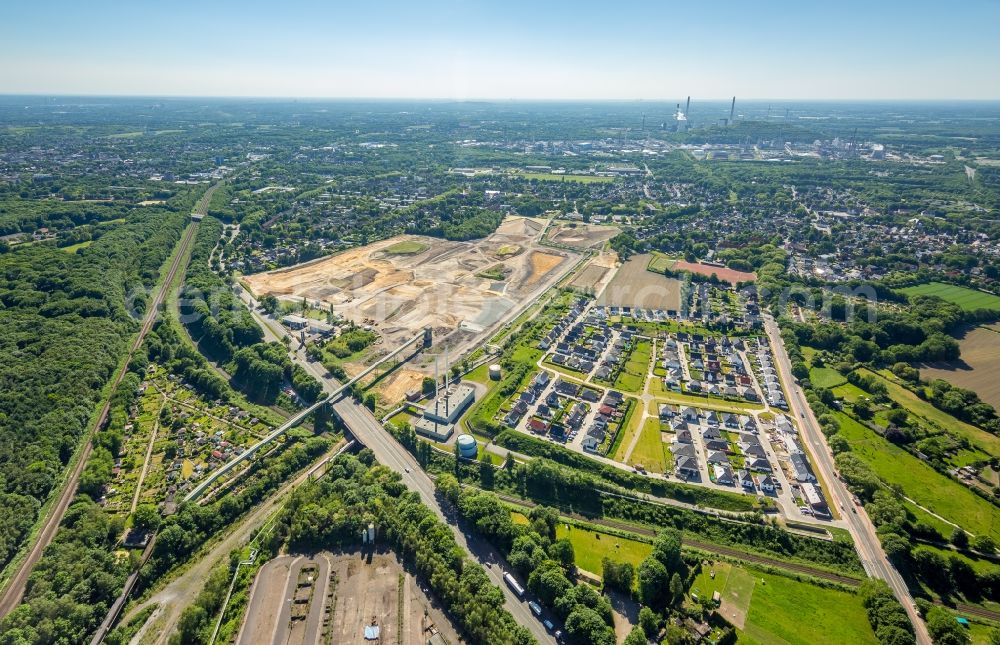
xmin=422 ymin=382 xmax=475 ymax=425
xmin=413 ymin=417 xmax=454 ymax=442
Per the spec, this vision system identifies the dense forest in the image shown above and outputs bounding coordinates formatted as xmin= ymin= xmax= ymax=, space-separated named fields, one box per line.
xmin=179 ymin=217 xmax=321 ymax=404
xmin=404 ymin=191 xmax=504 ymax=241
xmin=0 ymin=206 xmax=188 ymax=575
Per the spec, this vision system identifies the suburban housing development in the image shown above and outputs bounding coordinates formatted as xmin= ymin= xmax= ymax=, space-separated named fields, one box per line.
xmin=1 ymin=5 xmax=1000 ymax=643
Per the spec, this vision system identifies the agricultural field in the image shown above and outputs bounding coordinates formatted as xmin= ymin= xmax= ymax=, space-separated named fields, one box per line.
xmin=898 ymin=282 xmax=1000 ymax=311
xmin=597 ymin=254 xmax=683 ymax=310
xmin=834 ymin=412 xmax=1000 ymax=540
xmin=919 ymin=326 xmax=1000 ymax=409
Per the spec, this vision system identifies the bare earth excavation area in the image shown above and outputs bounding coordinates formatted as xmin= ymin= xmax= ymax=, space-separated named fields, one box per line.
xmin=547 ymin=221 xmax=620 ymax=250
xmin=238 ymin=551 xmax=460 ymax=645
xmin=243 ymin=217 xmax=577 ymax=355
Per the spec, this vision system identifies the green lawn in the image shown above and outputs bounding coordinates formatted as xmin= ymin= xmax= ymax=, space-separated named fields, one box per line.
xmin=968 ymin=619 xmax=1000 ymax=645
xmin=614 ymin=371 xmax=643 ymax=392
xmin=831 ymin=382 xmax=868 ymax=403
xmin=520 ymin=172 xmax=614 ymax=184
xmin=556 ymin=522 xmax=652 ymax=576
xmin=903 ymin=499 xmax=958 ymax=537
xmin=916 ymin=543 xmax=1000 ymax=575
xmin=692 ymin=561 xmax=876 ymax=645
xmin=809 ymin=366 xmax=847 ymax=389
xmin=647 ymin=252 xmax=677 ymax=273
xmin=613 ymin=341 xmax=651 ymax=393
xmin=385 ymin=240 xmax=429 ymax=255
xmin=740 ymin=569 xmax=876 ymax=645
xmin=858 ymin=368 xmax=1000 ymax=458
xmin=61 ymin=240 xmax=94 ymax=253
xmin=897 ymin=282 xmax=1000 ymax=311
xmin=609 ymin=399 xmax=642 ymax=461
xmin=510 ymin=511 xmax=654 ymax=576
xmin=624 ymin=417 xmax=668 ymax=473
xmin=689 ymin=560 xmax=733 ymax=605
xmin=834 ymin=411 xmax=1000 ymax=540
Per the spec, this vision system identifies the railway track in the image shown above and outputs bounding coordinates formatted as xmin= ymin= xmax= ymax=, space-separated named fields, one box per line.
xmin=0 ymin=220 xmax=199 ymax=618
xmin=494 ymin=492 xmax=864 ymax=587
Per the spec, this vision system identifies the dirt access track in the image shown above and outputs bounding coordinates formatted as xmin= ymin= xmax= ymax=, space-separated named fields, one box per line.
xmin=237 ymin=550 xmax=460 ymax=645
xmin=244 ymin=216 xmax=578 ymax=358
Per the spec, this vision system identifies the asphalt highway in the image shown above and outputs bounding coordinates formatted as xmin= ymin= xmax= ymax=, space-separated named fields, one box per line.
xmin=763 ymin=314 xmax=930 ymax=645
xmin=240 ymin=291 xmax=555 ymax=644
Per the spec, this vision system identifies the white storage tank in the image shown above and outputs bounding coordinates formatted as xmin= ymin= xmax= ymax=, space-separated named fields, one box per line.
xmin=456 ymin=434 xmax=478 ymax=459
xmin=488 ymin=364 xmax=502 ymax=380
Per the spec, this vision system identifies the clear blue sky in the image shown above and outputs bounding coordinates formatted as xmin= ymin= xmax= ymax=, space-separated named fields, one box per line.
xmin=2 ymin=0 xmax=998 ymax=99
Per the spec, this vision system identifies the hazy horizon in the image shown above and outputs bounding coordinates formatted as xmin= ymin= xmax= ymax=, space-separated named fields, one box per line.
xmin=3 ymin=0 xmax=999 ymax=101
xmin=3 ymin=95 xmax=1000 ymax=103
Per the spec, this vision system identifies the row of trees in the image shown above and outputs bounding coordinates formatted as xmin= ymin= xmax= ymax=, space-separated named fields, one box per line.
xmin=451 ymin=484 xmax=617 ymax=644
xmin=282 ymin=453 xmax=535 ymax=644
xmin=386 ymin=416 xmax=862 ymax=575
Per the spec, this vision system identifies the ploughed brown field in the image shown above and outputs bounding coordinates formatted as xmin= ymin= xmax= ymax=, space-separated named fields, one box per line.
xmin=919 ymin=325 xmax=1000 ymax=409
xmin=597 ymin=254 xmax=682 ymax=310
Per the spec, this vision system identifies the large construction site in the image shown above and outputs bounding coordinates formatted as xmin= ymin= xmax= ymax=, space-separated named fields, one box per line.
xmin=243 ymin=217 xmax=578 ymax=361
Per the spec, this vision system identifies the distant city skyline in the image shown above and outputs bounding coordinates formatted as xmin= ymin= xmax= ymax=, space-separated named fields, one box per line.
xmin=2 ymin=0 xmax=999 ymax=100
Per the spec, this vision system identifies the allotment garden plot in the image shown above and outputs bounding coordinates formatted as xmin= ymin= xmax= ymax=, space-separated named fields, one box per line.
xmin=102 ymin=365 xmax=274 ymax=515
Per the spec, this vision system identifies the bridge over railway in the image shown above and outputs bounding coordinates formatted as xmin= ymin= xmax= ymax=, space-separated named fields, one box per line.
xmin=183 ymin=328 xmax=430 ymax=502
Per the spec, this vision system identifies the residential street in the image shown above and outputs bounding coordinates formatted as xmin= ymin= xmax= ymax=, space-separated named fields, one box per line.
xmin=764 ymin=314 xmax=931 ymax=645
